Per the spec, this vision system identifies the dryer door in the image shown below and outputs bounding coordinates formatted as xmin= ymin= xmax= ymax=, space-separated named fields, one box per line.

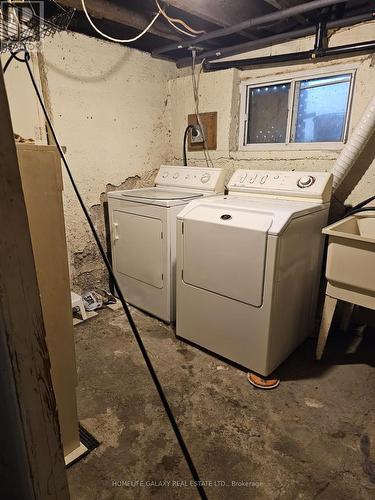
xmin=113 ymin=211 xmax=163 ymax=289
xmin=182 ymin=205 xmax=272 ymax=306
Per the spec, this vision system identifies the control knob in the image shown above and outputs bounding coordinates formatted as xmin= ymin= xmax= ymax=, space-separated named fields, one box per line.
xmin=162 ymin=172 xmax=169 ymax=179
xmin=200 ymin=173 xmax=211 ymax=184
xmin=173 ymin=172 xmax=180 ymax=179
xmin=297 ymin=175 xmax=315 ymax=188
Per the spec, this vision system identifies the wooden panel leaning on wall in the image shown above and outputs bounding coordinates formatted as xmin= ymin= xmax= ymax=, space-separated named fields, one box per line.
xmin=0 ymin=69 xmax=69 ymax=497
xmin=17 ymin=143 xmax=83 ymax=463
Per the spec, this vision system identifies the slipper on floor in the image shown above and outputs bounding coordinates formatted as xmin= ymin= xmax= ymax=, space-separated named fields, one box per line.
xmin=247 ymin=372 xmax=280 ymax=390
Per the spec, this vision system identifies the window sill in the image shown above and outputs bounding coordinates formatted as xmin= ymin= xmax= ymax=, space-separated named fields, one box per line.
xmin=239 ymin=142 xmax=345 ymax=152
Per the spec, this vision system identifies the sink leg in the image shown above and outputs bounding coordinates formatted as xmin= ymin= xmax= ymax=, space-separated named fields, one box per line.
xmin=316 ymin=294 xmax=337 ymax=360
xmin=340 ymin=302 xmax=354 ymax=333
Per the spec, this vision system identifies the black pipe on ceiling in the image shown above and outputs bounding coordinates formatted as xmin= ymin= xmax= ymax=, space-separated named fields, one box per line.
xmin=175 ymin=11 xmax=374 ymax=68
xmin=202 ymin=40 xmax=375 ymax=72
xmin=152 ymin=0 xmax=350 ymax=57
xmin=314 ymin=19 xmax=328 ymax=52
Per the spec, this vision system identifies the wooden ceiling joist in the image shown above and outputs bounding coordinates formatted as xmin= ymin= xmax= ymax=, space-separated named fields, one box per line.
xmin=162 ymin=0 xmax=274 ymax=40
xmin=60 ymin=0 xmax=181 ymax=41
xmin=55 ymin=0 xmax=374 ymax=62
xmin=262 ymin=0 xmax=308 ymax=25
xmin=163 ymin=0 xmax=271 ymax=27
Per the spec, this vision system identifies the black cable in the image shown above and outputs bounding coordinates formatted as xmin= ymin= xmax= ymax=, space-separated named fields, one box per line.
xmin=3 ymin=55 xmax=14 ymax=74
xmin=4 ymin=50 xmax=207 ymax=500
xmin=345 ymin=207 xmax=375 ymax=217
xmin=183 ymin=124 xmax=195 ymax=166
xmin=350 ymin=194 xmax=375 ymax=211
xmin=343 ymin=193 xmax=375 ymax=217
xmin=3 ymin=49 xmax=26 ymax=73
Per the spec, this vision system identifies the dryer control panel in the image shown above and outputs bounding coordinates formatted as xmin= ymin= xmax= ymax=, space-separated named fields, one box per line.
xmin=228 ymin=169 xmax=332 ymax=203
xmin=155 ymin=165 xmax=225 ymax=192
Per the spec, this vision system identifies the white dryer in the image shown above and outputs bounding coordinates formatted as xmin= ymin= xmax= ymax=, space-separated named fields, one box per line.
xmin=176 ymin=169 xmax=332 ymax=376
xmin=108 ymin=165 xmax=225 ymax=323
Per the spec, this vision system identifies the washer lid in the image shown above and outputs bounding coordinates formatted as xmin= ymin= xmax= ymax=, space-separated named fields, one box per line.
xmin=108 ymin=187 xmax=203 ymax=207
xmin=178 ymin=195 xmax=326 ymax=235
xmin=182 ymin=205 xmax=272 ymax=307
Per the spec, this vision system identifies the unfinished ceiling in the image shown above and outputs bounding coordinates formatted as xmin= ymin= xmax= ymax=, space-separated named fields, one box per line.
xmin=52 ymin=0 xmax=374 ymax=66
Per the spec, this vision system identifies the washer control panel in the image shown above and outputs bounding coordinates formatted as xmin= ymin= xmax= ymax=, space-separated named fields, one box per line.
xmin=228 ymin=169 xmax=332 ymax=203
xmin=155 ymin=165 xmax=225 ymax=192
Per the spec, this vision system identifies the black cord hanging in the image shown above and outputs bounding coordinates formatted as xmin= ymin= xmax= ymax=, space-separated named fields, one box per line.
xmin=183 ymin=124 xmax=196 ymax=166
xmin=345 ymin=206 xmax=375 ymax=217
xmin=349 ymin=194 xmax=375 ymax=212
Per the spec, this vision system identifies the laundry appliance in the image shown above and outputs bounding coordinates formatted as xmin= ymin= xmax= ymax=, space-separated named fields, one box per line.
xmin=176 ymin=169 xmax=332 ymax=375
xmin=108 ymin=165 xmax=225 ymax=322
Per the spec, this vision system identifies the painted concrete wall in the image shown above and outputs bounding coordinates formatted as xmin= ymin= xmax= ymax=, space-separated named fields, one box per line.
xmin=3 ymin=31 xmax=177 ymax=289
xmin=168 ymin=21 xmax=375 ymax=205
xmin=1 ymin=53 xmax=47 ymax=143
xmin=3 ymin=22 xmax=374 ymax=291
xmin=39 ymin=32 xmax=177 ymax=288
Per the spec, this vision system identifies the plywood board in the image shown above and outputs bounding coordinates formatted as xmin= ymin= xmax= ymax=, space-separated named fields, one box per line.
xmin=0 ymin=67 xmax=69 ymax=499
xmin=17 ymin=144 xmax=81 ymax=459
xmin=188 ymin=112 xmax=217 ymax=151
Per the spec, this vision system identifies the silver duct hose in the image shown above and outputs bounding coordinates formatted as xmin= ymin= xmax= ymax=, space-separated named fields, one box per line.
xmin=332 ymin=93 xmax=375 ymax=191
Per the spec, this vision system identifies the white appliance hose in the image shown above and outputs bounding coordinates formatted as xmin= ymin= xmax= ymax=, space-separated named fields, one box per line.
xmin=332 ymin=93 xmax=375 ymax=191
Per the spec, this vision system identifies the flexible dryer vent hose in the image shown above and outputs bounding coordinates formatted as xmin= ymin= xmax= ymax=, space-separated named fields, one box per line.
xmin=332 ymin=93 xmax=375 ymax=191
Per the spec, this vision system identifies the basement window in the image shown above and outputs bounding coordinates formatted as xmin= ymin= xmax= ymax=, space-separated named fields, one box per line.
xmin=239 ymin=68 xmax=355 ymax=150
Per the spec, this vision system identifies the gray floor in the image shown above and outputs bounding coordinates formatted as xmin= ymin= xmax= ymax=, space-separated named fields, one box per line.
xmin=68 ymin=306 xmax=375 ymax=500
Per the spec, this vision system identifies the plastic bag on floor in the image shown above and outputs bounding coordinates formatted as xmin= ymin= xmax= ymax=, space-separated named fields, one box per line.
xmin=82 ymin=290 xmax=117 ymax=311
xmin=82 ymin=291 xmax=103 ymax=311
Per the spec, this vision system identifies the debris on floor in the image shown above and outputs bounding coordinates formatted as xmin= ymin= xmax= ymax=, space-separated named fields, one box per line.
xmin=72 ymin=290 xmax=118 ymax=326
xmin=71 ymin=291 xmax=98 ymax=326
xmin=14 ymin=133 xmax=34 ymax=143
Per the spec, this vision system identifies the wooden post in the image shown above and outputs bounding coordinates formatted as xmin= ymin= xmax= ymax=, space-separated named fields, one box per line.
xmin=0 ymin=67 xmax=69 ymax=497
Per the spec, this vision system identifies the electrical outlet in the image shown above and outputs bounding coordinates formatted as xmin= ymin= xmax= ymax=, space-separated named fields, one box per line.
xmin=188 ymin=112 xmax=217 ymax=151
xmin=190 ymin=124 xmax=204 ymax=143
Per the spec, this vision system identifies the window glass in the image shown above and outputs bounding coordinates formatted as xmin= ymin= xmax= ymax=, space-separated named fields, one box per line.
xmin=247 ymin=83 xmax=290 ymax=144
xmin=292 ymin=74 xmax=351 ymax=143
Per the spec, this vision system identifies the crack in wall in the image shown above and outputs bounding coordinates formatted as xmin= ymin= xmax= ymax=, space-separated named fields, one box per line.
xmin=71 ymin=169 xmax=158 ymax=292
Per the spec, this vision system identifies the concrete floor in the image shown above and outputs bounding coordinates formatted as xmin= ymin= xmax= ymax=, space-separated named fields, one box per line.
xmin=68 ymin=306 xmax=375 ymax=500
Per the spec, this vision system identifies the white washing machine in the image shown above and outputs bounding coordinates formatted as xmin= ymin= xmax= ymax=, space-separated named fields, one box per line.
xmin=108 ymin=165 xmax=225 ymax=323
xmin=176 ymin=169 xmax=333 ymax=376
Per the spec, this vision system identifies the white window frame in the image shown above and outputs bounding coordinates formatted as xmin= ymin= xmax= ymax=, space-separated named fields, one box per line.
xmin=238 ymin=64 xmax=357 ymax=152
